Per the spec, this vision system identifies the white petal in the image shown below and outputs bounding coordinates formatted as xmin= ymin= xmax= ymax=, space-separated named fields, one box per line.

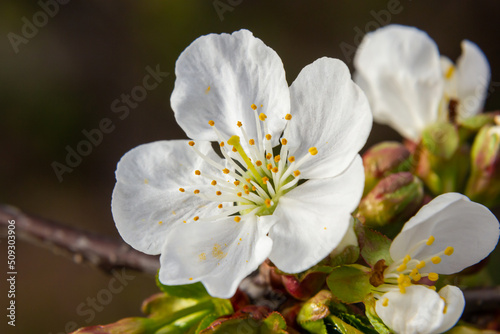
xmin=112 ymin=140 xmax=222 ymax=255
xmin=354 ymin=24 xmax=443 ymax=140
xmin=268 ymin=156 xmax=364 ymax=273
xmin=391 ymin=193 xmax=500 ymax=274
xmin=375 ymin=285 xmax=445 ymax=334
xmin=171 ymin=29 xmax=289 ymax=147
xmin=158 ymin=214 xmax=273 ymax=298
xmin=456 ymin=40 xmax=491 ymax=119
xmin=434 ymin=286 xmax=465 ymax=333
xmin=287 ymin=57 xmax=372 ymax=179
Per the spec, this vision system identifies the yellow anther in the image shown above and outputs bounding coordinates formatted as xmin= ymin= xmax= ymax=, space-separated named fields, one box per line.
xmin=265 ymin=134 xmax=272 ymax=140
xmin=232 ymin=147 xmax=237 ymax=152
xmin=428 ymin=273 xmax=439 ymax=281
xmin=260 ymin=104 xmax=263 ymax=107
xmin=413 ymin=273 xmax=422 ymax=281
xmin=193 ymin=216 xmax=199 ymax=221
xmin=188 ymin=141 xmax=195 ymax=146
xmin=290 ymin=170 xmax=299 ymax=177
xmin=262 ymin=177 xmax=269 ymax=184
xmin=245 ymin=190 xmax=250 ymax=195
xmin=179 ymin=188 xmax=185 ymax=192
xmin=397 ymin=263 xmax=407 ymax=272
xmin=222 ymin=168 xmax=230 ymax=174
xmin=237 ymin=121 xmax=242 ymax=127
xmin=416 ymin=261 xmax=426 ymax=269
xmin=404 ymin=255 xmax=411 ymax=263
xmin=227 ymin=135 xmax=263 ymax=184
xmin=288 ymin=156 xmax=295 ymax=163
xmin=444 ymin=246 xmax=454 ymax=256
xmin=399 ymin=286 xmax=406 ymax=294
xmin=234 ymin=180 xmax=240 ymax=186
xmin=158 ymin=221 xmax=163 ymax=225
xmin=194 ymin=189 xmax=200 ymax=194
xmin=208 ymin=120 xmax=215 ymax=126
xmin=252 ymin=186 xmax=256 ymax=191
xmin=211 ymin=180 xmax=217 ymax=186
xmin=251 ymin=104 xmax=257 ymax=110
xmin=259 ymin=113 xmax=267 ymax=121
xmin=243 ymin=185 xmax=249 ymax=190
xmin=220 ymin=142 xmax=225 ymax=147
xmin=205 ymin=86 xmax=211 ymax=93
xmin=234 ymin=216 xmax=241 ymax=222
xmin=281 ymin=138 xmax=288 ymax=145
xmin=256 ymin=160 xmax=262 ymax=167
xmin=237 ymin=192 xmax=242 ymax=197
xmin=272 ymin=167 xmax=278 ymax=173
xmin=382 ymin=298 xmax=389 ymax=307
xmin=445 ymin=65 xmax=455 ymax=79
xmin=266 ymin=153 xmax=272 ymax=159
xmin=216 ymin=191 xmax=222 ymax=196
xmin=309 ymin=147 xmax=318 ymax=155
xmin=428 ymin=285 xmax=437 ymax=291
xmin=274 ymin=155 xmax=281 ymax=163
xmin=443 ymin=304 xmax=448 ymax=314
xmin=195 ymin=170 xmax=201 ymax=175
xmin=246 ymin=178 xmax=251 ymax=183
xmin=267 ymin=163 xmax=273 ymax=170
xmin=183 ymin=220 xmax=187 ymax=223
xmin=431 ymin=256 xmax=441 ymax=264
xmin=189 ymin=277 xmax=193 ymax=280
xmin=285 ymin=114 xmax=292 ymax=120
xmin=248 ymin=139 xmax=255 ymax=145
xmin=265 ymin=199 xmax=272 ymax=208
xmin=426 ymin=235 xmax=435 ymax=246
xmin=218 ymin=204 xmax=223 ymax=209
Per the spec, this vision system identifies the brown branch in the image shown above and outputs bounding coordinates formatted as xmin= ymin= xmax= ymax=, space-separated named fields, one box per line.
xmin=0 ymin=204 xmax=159 ymax=275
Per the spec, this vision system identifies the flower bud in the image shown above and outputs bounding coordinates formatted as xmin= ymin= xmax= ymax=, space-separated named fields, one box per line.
xmin=465 ymin=124 xmax=500 ymax=207
xmin=362 ymin=142 xmax=411 ymax=195
xmin=358 ymin=172 xmax=424 ymax=227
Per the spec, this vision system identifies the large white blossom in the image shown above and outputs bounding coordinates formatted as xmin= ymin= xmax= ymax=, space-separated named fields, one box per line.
xmin=373 ymin=193 xmax=499 ymax=334
xmin=111 ymin=30 xmax=372 ymax=298
xmin=354 ymin=24 xmax=490 ymax=141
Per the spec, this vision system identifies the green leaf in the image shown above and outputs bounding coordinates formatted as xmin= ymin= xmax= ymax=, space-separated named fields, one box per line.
xmin=325 ymin=315 xmax=364 ymax=334
xmin=326 ymin=265 xmax=372 ymax=303
xmin=156 ymin=275 xmax=209 ymax=299
xmin=195 ymin=313 xmax=220 ymax=334
xmin=355 ymin=222 xmax=392 ymax=267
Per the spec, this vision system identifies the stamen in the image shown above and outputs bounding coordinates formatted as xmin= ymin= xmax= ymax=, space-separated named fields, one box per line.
xmin=249 ymin=139 xmax=255 ymax=145
xmin=309 ymin=147 xmax=318 ymax=155
xmin=288 ymin=156 xmax=295 ymax=163
xmin=271 ymin=167 xmax=278 ymax=173
xmin=193 ymin=216 xmax=199 ymax=221
xmin=222 ymin=168 xmax=230 ymax=174
xmin=426 ymin=235 xmax=435 ymax=246
xmin=194 ymin=189 xmax=200 ymax=194
xmin=216 ymin=191 xmax=222 ymax=196
xmin=237 ymin=121 xmax=242 ymax=127
xmin=266 ymin=153 xmax=272 ymax=160
xmin=382 ymin=298 xmax=389 ymax=307
xmin=218 ymin=204 xmax=223 ymax=209
xmin=267 ymin=163 xmax=273 ymax=170
xmin=259 ymin=113 xmax=267 ymax=121
xmin=274 ymin=155 xmax=281 ymax=163
xmin=416 ymin=261 xmax=426 ymax=270
xmin=281 ymin=138 xmax=288 ymax=145
xmin=265 ymin=134 xmax=272 ymax=140
xmin=195 ymin=170 xmax=201 ymax=175
xmin=188 ymin=141 xmax=195 ymax=146
xmin=220 ymin=142 xmax=225 ymax=147
xmin=208 ymin=120 xmax=215 ymax=126
xmin=211 ymin=180 xmax=217 ymax=186
xmin=285 ymin=114 xmax=292 ymax=120
xmin=265 ymin=199 xmax=272 ymax=208
xmin=428 ymin=273 xmax=439 ymax=281
xmin=251 ymin=104 xmax=257 ymax=110
xmin=234 ymin=180 xmax=240 ymax=186
xmin=444 ymin=246 xmax=454 ymax=256
xmin=179 ymin=188 xmax=185 ymax=192
xmin=397 ymin=263 xmax=407 ymax=272
xmin=234 ymin=216 xmax=241 ymax=222
xmin=256 ymin=160 xmax=262 ymax=167
xmin=431 ymin=256 xmax=441 ymax=264
xmin=227 ymin=135 xmax=264 ymax=185
xmin=293 ymin=170 xmax=300 ymax=177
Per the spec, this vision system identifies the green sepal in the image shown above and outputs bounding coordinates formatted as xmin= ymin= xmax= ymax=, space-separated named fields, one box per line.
xmin=200 ymin=309 xmax=288 ymax=333
xmin=326 ymin=265 xmax=372 ymax=303
xmin=195 ymin=313 xmax=221 ymax=334
xmin=363 ymin=297 xmax=391 ymax=334
xmin=328 ymin=313 xmax=378 ymax=334
xmin=156 ymin=275 xmax=209 ymax=299
xmin=155 ymin=310 xmax=213 ymax=334
xmin=355 ymin=222 xmax=392 ymax=267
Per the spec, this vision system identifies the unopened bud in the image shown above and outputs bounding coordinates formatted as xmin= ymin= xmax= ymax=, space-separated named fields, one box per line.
xmin=465 ymin=125 xmax=500 ymax=207
xmin=362 ymin=142 xmax=411 ymax=195
xmin=358 ymin=172 xmax=424 ymax=227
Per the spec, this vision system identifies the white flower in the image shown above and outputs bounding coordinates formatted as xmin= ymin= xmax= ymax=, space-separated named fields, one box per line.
xmin=111 ymin=30 xmax=372 ymax=298
xmin=373 ymin=193 xmax=499 ymax=334
xmin=354 ymin=24 xmax=490 ymax=141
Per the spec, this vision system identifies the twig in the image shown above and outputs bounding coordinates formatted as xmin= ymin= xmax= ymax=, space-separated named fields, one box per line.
xmin=0 ymin=204 xmax=159 ymax=275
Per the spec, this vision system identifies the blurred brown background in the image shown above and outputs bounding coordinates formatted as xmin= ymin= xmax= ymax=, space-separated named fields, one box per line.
xmin=1 ymin=1 xmax=500 ymax=333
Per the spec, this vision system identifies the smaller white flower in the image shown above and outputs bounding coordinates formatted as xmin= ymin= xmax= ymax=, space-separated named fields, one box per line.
xmin=373 ymin=193 xmax=499 ymax=334
xmin=354 ymin=24 xmax=490 ymax=141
